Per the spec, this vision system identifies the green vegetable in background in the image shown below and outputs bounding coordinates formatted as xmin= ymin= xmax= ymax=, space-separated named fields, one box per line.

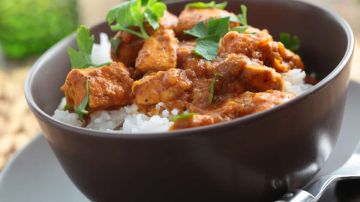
xmin=106 ymin=0 xmax=166 ymax=39
xmin=74 ymin=80 xmax=90 ymax=122
xmin=0 ymin=0 xmax=78 ymax=59
xmin=279 ymin=32 xmax=300 ymax=52
xmin=185 ymin=1 xmax=227 ymax=9
xmin=170 ymin=113 xmax=197 ymax=122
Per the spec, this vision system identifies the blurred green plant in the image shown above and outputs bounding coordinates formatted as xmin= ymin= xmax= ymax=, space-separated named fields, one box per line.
xmin=0 ymin=0 xmax=79 ymax=59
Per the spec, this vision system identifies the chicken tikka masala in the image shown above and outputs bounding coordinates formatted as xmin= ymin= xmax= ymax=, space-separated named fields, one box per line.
xmin=60 ymin=0 xmax=312 ymax=131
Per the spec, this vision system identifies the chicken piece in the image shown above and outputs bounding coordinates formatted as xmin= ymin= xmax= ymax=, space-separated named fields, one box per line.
xmin=111 ymin=31 xmax=144 ymax=67
xmin=175 ymin=90 xmax=294 ymax=129
xmin=132 ymin=69 xmax=193 ymax=107
xmin=176 ymin=8 xmax=237 ymax=35
xmin=177 ymin=41 xmax=219 ymax=78
xmin=241 ymin=65 xmax=284 ymax=92
xmin=171 ymin=114 xmax=221 ymax=130
xmin=259 ymin=41 xmax=304 ymax=72
xmin=188 ymin=54 xmax=284 ymax=109
xmin=217 ymin=90 xmax=294 ymax=117
xmin=135 ymin=29 xmax=178 ymax=72
xmin=159 ymin=11 xmax=179 ymax=30
xmin=216 ymin=54 xmax=284 ymax=92
xmin=177 ymin=40 xmax=196 ymax=66
xmin=219 ymin=30 xmax=272 ymax=60
xmin=61 ymin=62 xmax=133 ymax=111
xmin=219 ymin=31 xmax=304 ymax=72
xmin=111 ymin=10 xmax=179 ymax=66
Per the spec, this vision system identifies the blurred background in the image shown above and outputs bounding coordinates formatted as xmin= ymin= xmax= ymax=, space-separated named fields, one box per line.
xmin=0 ymin=0 xmax=359 ymax=170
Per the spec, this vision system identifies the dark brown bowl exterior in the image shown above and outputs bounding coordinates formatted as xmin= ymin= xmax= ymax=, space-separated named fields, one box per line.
xmin=25 ymin=0 xmax=354 ymax=201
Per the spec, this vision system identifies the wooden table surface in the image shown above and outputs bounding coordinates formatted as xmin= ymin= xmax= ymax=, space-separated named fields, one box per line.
xmin=0 ymin=0 xmax=359 ymax=170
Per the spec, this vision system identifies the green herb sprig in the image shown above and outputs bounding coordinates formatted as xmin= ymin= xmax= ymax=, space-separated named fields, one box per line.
xmin=279 ymin=32 xmax=300 ymax=52
xmin=185 ymin=5 xmax=250 ymax=60
xmin=74 ymin=80 xmax=90 ymax=122
xmin=230 ymin=5 xmax=248 ymax=34
xmin=186 ymin=1 xmax=227 ymax=9
xmin=67 ymin=25 xmax=111 ymax=69
xmin=208 ymin=73 xmax=223 ymax=104
xmin=185 ymin=17 xmax=230 ymax=60
xmin=106 ymin=0 xmax=166 ymax=39
xmin=237 ymin=5 xmax=248 ymax=26
xmin=170 ymin=113 xmax=197 ymax=122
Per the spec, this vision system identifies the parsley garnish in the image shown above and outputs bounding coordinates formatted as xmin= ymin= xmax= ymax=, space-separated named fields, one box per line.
xmin=74 ymin=80 xmax=90 ymax=122
xmin=67 ymin=25 xmax=94 ymax=69
xmin=237 ymin=5 xmax=248 ymax=26
xmin=186 ymin=1 xmax=227 ymax=9
xmin=231 ymin=26 xmax=248 ymax=33
xmin=279 ymin=32 xmax=300 ymax=52
xmin=230 ymin=5 xmax=249 ymax=33
xmin=106 ymin=0 xmax=166 ymax=39
xmin=67 ymin=25 xmax=111 ymax=69
xmin=64 ymin=103 xmax=71 ymax=111
xmin=185 ymin=5 xmax=250 ymax=60
xmin=185 ymin=17 xmax=230 ymax=60
xmin=208 ymin=73 xmax=223 ymax=104
xmin=170 ymin=113 xmax=197 ymax=122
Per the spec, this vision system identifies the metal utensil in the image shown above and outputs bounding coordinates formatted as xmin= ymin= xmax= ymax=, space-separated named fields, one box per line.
xmin=276 ymin=143 xmax=360 ymax=202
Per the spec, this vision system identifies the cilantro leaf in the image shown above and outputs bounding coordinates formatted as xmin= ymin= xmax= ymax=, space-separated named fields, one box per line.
xmin=237 ymin=5 xmax=248 ymax=26
xmin=67 ymin=25 xmax=95 ymax=69
xmin=67 ymin=48 xmax=93 ymax=69
xmin=279 ymin=32 xmax=300 ymax=52
xmin=194 ymin=37 xmax=219 ymax=60
xmin=107 ymin=0 xmax=166 ymax=39
xmin=186 ymin=1 xmax=227 ymax=9
xmin=208 ymin=73 xmax=223 ymax=104
xmin=184 ymin=21 xmax=207 ymax=38
xmin=74 ymin=80 xmax=90 ymax=122
xmin=207 ymin=17 xmax=230 ymax=40
xmin=231 ymin=26 xmax=248 ymax=33
xmin=185 ymin=17 xmax=230 ymax=60
xmin=64 ymin=103 xmax=71 ymax=111
xmin=144 ymin=0 xmax=167 ymax=30
xmin=107 ymin=0 xmax=148 ymax=39
xmin=170 ymin=113 xmax=197 ymax=122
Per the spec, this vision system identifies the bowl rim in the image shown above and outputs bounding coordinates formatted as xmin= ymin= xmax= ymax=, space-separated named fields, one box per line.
xmin=24 ymin=0 xmax=355 ymax=139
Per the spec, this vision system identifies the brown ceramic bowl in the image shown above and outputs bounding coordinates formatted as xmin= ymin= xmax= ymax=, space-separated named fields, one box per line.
xmin=25 ymin=0 xmax=354 ymax=201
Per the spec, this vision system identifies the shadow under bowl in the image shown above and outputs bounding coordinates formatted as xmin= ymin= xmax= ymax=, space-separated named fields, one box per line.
xmin=25 ymin=0 xmax=354 ymax=201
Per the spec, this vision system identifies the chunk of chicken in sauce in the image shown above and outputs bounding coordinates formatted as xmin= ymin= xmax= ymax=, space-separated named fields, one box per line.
xmin=176 ymin=8 xmax=238 ymax=37
xmin=132 ymin=68 xmax=194 ymax=112
xmin=61 ymin=62 xmax=133 ymax=111
xmin=189 ymin=54 xmax=284 ymax=109
xmin=173 ymin=90 xmax=295 ymax=129
xmin=111 ymin=31 xmax=144 ymax=68
xmin=111 ymin=11 xmax=178 ymax=67
xmin=136 ymin=29 xmax=178 ymax=72
xmin=219 ymin=30 xmax=304 ymax=72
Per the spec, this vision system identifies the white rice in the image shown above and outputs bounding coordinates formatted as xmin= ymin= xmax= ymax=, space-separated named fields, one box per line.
xmin=53 ymin=33 xmax=313 ymax=133
xmin=282 ymin=69 xmax=313 ymax=95
xmin=91 ymin=33 xmax=112 ymax=65
xmin=52 ymin=100 xmax=173 ymax=133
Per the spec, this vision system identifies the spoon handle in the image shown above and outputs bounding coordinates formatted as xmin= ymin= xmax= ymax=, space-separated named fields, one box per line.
xmin=274 ymin=190 xmax=315 ymax=202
